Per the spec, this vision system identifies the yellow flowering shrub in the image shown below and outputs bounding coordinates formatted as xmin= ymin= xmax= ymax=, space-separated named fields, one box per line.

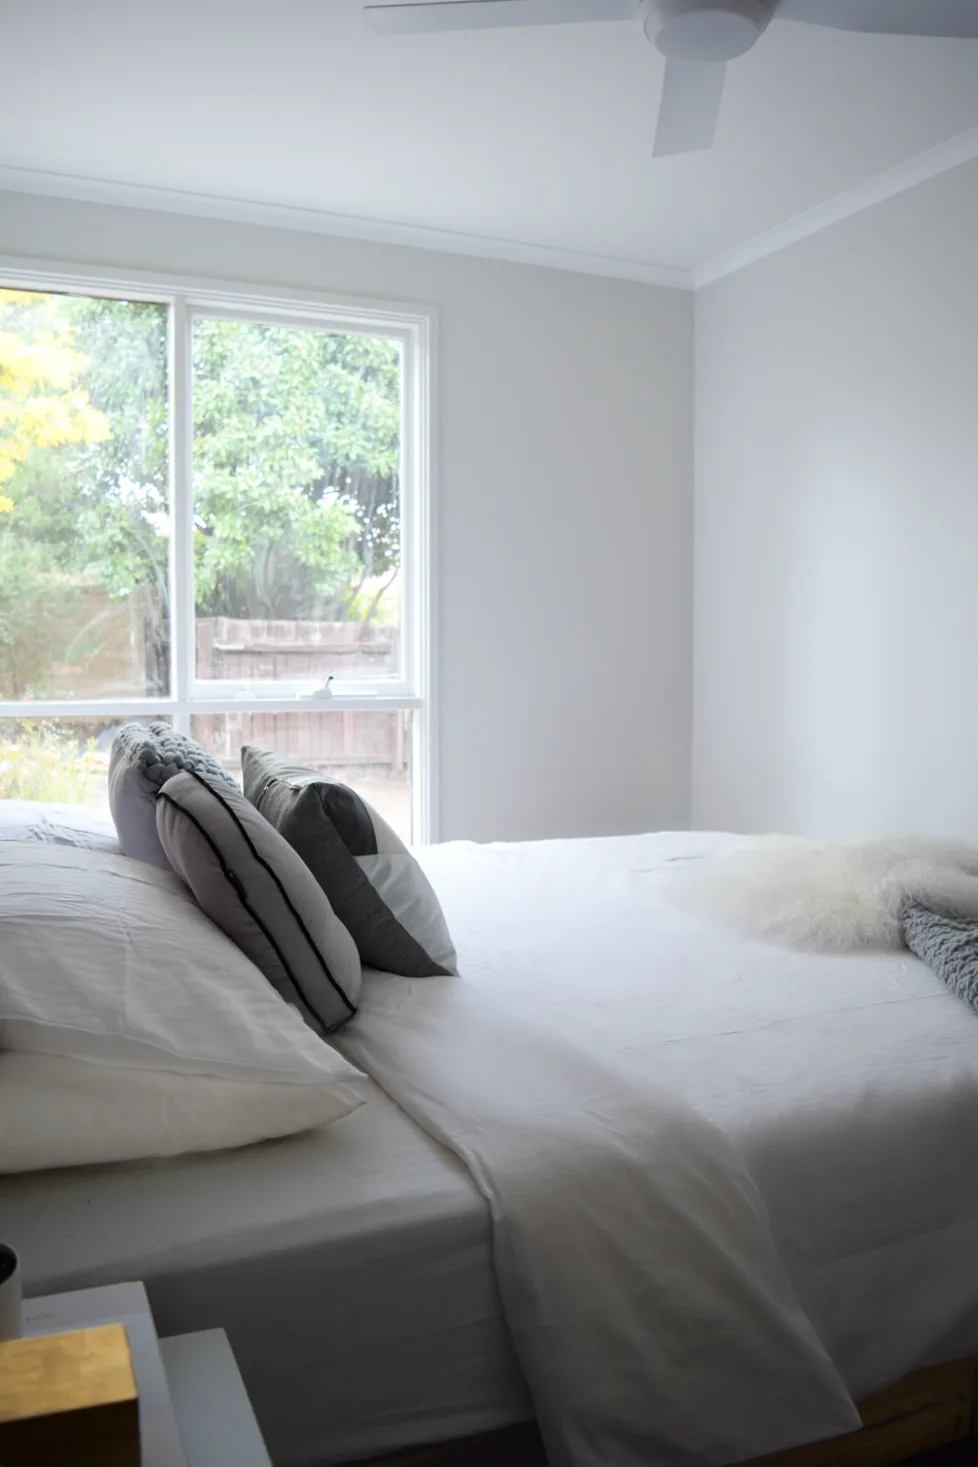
xmin=0 ymin=289 xmax=110 ymax=488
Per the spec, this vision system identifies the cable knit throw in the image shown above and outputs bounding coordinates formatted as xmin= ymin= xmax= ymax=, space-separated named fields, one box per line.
xmin=903 ymin=898 xmax=978 ymax=1012
xmin=108 ymin=721 xmax=238 ymax=869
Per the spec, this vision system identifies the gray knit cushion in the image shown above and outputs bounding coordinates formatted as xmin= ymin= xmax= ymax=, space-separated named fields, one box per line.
xmin=241 ymin=745 xmax=457 ymax=977
xmin=109 ymin=722 xmax=237 ymax=869
xmin=902 ymin=898 xmax=978 ymax=1010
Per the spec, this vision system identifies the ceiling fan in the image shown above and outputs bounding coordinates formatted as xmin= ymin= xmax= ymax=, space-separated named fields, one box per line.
xmin=362 ymin=0 xmax=978 ymax=157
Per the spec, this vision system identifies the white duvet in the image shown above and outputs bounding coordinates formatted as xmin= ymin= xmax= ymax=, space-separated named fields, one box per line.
xmin=338 ymin=831 xmax=978 ymax=1466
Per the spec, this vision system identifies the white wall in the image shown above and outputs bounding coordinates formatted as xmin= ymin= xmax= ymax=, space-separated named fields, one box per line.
xmin=0 ymin=190 xmax=693 ymax=844
xmin=693 ymin=158 xmax=978 ymax=838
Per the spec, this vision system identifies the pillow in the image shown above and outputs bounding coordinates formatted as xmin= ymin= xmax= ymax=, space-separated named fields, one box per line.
xmin=108 ymin=721 xmax=238 ymax=869
xmin=0 ymin=843 xmax=359 ymax=1085
xmin=241 ymin=745 xmax=457 ymax=977
xmin=156 ymin=769 xmax=361 ymax=1034
xmin=0 ymin=1052 xmax=362 ymax=1174
xmin=0 ymin=800 xmax=121 ymax=854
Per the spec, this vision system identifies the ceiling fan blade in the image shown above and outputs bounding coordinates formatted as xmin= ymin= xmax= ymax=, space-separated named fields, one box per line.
xmin=653 ymin=58 xmax=725 ymax=156
xmin=365 ymin=0 xmax=637 ymax=34
xmin=775 ymin=0 xmax=978 ymax=39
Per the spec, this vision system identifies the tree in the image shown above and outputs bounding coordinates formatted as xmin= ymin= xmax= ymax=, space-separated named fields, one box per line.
xmin=0 ymin=290 xmax=113 ymax=696
xmin=0 ymin=292 xmax=403 ymax=695
xmin=190 ymin=317 xmax=399 ymax=619
xmin=0 ymin=289 xmax=110 ymax=488
xmin=0 ymin=535 xmax=78 ymax=698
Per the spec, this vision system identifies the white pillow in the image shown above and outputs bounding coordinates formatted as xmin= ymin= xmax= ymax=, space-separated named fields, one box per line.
xmin=0 ymin=800 xmax=121 ymax=855
xmin=0 ymin=844 xmax=363 ymax=1086
xmin=0 ymin=1052 xmax=362 ymax=1173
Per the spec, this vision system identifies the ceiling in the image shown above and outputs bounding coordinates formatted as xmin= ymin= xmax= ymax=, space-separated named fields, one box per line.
xmin=2 ymin=0 xmax=978 ymax=282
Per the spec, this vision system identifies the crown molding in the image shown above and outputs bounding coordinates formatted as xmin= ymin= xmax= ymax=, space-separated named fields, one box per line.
xmin=0 ymin=165 xmax=692 ymax=290
xmin=693 ymin=123 xmax=978 ymax=288
xmin=4 ymin=122 xmax=977 ymax=296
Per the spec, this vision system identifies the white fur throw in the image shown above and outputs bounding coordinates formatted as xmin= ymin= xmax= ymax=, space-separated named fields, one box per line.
xmin=670 ymin=837 xmax=978 ymax=952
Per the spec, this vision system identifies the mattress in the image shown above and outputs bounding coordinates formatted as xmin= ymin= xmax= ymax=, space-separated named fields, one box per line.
xmin=5 ymin=827 xmax=978 ymax=1463
xmin=0 ymin=1079 xmax=529 ymax=1465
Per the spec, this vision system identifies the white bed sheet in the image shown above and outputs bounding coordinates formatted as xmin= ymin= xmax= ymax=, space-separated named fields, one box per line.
xmin=0 ymin=1078 xmax=529 ymax=1466
xmin=0 ymin=799 xmax=121 ymax=852
xmin=414 ymin=831 xmax=978 ymax=1404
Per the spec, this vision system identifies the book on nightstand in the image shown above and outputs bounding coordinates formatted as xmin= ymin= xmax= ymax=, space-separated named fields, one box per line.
xmin=22 ymin=1281 xmax=188 ymax=1467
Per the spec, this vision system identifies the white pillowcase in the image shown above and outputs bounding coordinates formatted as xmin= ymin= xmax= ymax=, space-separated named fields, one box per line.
xmin=0 ymin=844 xmax=361 ymax=1086
xmin=0 ymin=799 xmax=121 ymax=854
xmin=0 ymin=1052 xmax=362 ymax=1173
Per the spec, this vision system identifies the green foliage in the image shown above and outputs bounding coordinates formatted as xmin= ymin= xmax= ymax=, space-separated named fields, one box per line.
xmin=0 ymin=721 xmax=100 ymax=802
xmin=67 ymin=297 xmax=170 ymax=604
xmin=0 ymin=530 xmax=81 ymax=698
xmin=0 ymin=293 xmax=402 ymax=678
xmin=191 ymin=318 xmax=400 ymax=618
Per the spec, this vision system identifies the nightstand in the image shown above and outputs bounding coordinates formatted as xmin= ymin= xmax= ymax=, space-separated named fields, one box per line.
xmin=19 ymin=1283 xmax=271 ymax=1467
xmin=160 ymin=1329 xmax=271 ymax=1467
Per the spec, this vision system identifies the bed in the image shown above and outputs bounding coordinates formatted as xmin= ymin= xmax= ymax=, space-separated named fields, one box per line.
xmin=4 ymin=818 xmax=978 ymax=1465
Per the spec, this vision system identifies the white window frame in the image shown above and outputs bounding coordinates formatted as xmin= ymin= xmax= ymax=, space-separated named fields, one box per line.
xmin=0 ymin=258 xmax=439 ymax=842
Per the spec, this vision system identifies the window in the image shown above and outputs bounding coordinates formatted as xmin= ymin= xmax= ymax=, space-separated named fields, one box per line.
xmin=0 ymin=274 xmax=434 ymax=843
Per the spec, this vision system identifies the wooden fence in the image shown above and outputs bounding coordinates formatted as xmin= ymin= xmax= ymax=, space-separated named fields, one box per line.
xmin=196 ymin=617 xmax=397 ymax=683
xmin=195 ymin=617 xmax=406 ymax=773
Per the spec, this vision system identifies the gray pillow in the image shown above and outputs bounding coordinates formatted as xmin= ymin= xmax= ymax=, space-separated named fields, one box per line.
xmin=241 ymin=746 xmax=457 ymax=978
xmin=156 ymin=769 xmax=361 ymax=1034
xmin=109 ymin=722 xmax=238 ymax=869
xmin=903 ymin=898 xmax=978 ymax=1012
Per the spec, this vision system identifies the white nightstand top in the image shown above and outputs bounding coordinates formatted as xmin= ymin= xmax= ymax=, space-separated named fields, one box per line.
xmin=160 ymin=1328 xmax=272 ymax=1467
xmin=22 ymin=1284 xmax=272 ymax=1467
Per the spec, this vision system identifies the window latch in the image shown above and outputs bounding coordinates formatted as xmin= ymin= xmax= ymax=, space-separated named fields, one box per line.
xmin=302 ymin=675 xmax=334 ymax=702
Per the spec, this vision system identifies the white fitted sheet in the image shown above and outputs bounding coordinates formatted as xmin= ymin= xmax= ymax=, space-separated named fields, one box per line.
xmin=0 ymin=1080 xmax=528 ymax=1466
xmin=4 ymin=829 xmax=978 ymax=1462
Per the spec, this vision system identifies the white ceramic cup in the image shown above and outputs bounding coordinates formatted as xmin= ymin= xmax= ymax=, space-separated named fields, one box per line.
xmin=0 ymin=1244 xmax=22 ymax=1340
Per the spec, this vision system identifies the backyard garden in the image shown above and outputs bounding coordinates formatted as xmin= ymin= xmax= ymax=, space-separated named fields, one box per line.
xmin=0 ymin=286 xmax=407 ymax=822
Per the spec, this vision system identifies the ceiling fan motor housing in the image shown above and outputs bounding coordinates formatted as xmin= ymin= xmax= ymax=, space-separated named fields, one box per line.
xmin=646 ymin=0 xmax=773 ymax=61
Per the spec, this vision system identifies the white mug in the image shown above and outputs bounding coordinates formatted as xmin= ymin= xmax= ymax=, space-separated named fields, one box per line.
xmin=0 ymin=1244 xmax=22 ymax=1341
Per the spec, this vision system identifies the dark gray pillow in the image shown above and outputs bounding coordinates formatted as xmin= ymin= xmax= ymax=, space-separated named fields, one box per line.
xmin=903 ymin=898 xmax=978 ymax=1012
xmin=109 ymin=722 xmax=238 ymax=869
xmin=156 ymin=769 xmax=361 ymax=1034
xmin=241 ymin=746 xmax=457 ymax=978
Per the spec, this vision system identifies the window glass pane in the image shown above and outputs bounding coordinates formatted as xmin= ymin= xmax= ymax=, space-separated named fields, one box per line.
xmin=0 ymin=288 xmax=169 ymax=699
xmin=191 ymin=710 xmax=411 ymax=843
xmin=192 ymin=318 xmax=401 ymax=687
xmin=0 ymin=716 xmax=169 ymax=808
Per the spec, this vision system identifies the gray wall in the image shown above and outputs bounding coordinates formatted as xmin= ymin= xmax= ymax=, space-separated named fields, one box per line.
xmin=693 ymin=158 xmax=978 ymax=837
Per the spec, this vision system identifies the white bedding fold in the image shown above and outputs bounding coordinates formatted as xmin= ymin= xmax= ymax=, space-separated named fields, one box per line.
xmin=337 ymin=973 xmax=860 ymax=1466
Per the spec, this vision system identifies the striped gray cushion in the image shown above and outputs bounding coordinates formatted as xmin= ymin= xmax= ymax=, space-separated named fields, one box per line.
xmin=156 ymin=768 xmax=361 ymax=1034
xmin=242 ymin=746 xmax=457 ymax=978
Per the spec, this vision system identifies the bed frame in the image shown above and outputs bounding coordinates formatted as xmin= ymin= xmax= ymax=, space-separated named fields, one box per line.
xmin=345 ymin=1353 xmax=978 ymax=1467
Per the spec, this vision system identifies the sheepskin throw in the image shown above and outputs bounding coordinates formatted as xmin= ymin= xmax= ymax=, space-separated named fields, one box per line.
xmin=902 ymin=900 xmax=978 ymax=1009
xmin=669 ymin=836 xmax=978 ymax=953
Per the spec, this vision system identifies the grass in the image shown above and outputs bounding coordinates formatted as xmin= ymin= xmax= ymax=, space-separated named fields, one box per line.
xmin=0 ymin=723 xmax=102 ymax=803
